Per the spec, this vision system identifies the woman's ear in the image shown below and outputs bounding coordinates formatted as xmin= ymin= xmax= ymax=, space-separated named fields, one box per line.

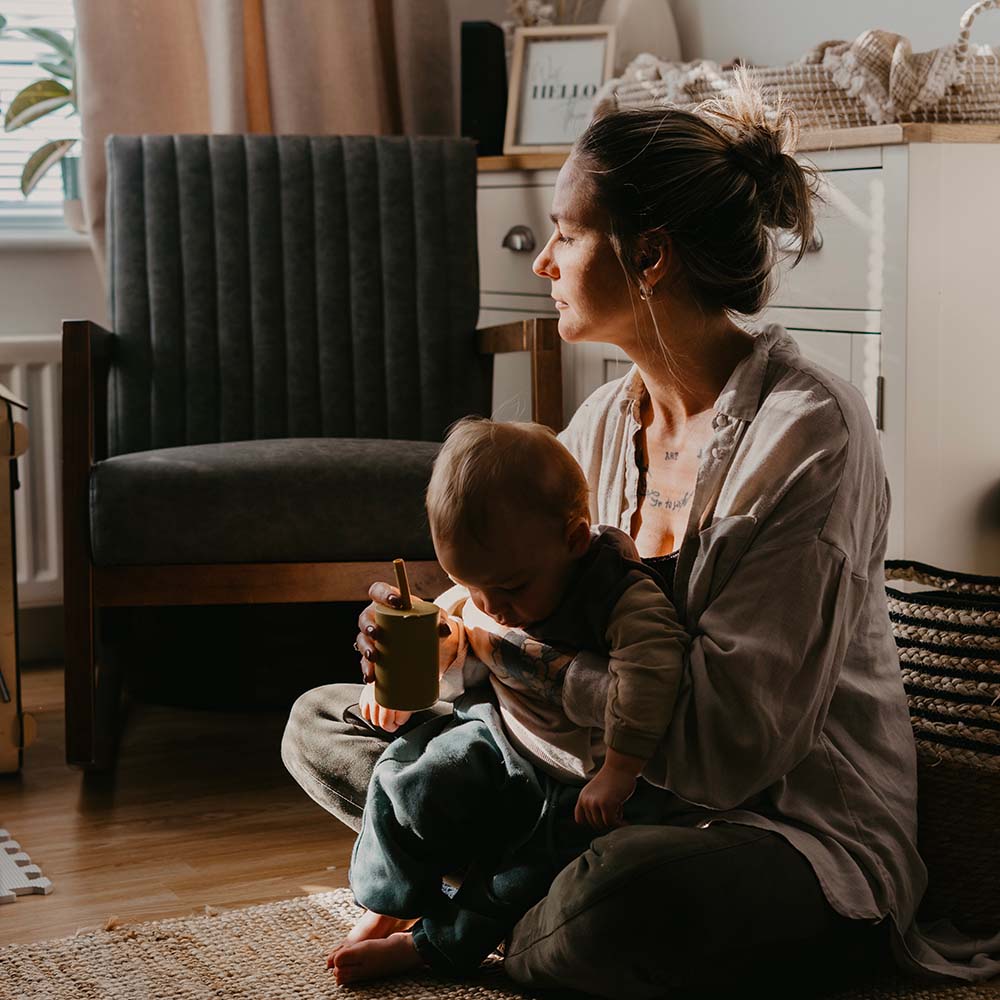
xmin=635 ymin=234 xmax=672 ymax=292
xmin=566 ymin=517 xmax=592 ymax=557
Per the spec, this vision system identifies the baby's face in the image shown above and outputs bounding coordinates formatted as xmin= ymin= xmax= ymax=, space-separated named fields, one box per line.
xmin=435 ymin=511 xmax=588 ymax=630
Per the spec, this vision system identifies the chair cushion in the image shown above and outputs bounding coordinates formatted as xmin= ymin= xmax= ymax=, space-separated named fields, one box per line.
xmin=90 ymin=438 xmax=441 ymax=566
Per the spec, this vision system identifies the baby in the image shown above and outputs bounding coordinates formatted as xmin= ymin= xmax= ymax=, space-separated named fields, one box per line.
xmin=330 ymin=417 xmax=688 ymax=985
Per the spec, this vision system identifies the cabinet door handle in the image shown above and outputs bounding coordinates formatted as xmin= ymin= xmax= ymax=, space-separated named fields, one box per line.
xmin=776 ymin=229 xmax=823 ymax=255
xmin=502 ymin=225 xmax=536 ymax=253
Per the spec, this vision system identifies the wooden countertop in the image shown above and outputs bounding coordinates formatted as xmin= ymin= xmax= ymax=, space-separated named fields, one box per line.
xmin=478 ymin=123 xmax=1000 ymax=171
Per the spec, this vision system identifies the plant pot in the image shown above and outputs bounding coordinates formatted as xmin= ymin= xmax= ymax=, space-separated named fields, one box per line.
xmin=61 ymin=155 xmax=86 ymax=234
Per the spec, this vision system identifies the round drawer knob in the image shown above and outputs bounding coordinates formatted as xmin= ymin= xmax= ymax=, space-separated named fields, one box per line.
xmin=502 ymin=225 xmax=536 ymax=253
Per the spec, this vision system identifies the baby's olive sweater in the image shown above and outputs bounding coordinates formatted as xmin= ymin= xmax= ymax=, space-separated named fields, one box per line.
xmin=440 ymin=525 xmax=688 ymax=784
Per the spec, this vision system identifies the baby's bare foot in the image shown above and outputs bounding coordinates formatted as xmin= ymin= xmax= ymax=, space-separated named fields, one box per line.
xmin=326 ymin=909 xmax=418 ymax=967
xmin=331 ymin=931 xmax=424 ymax=985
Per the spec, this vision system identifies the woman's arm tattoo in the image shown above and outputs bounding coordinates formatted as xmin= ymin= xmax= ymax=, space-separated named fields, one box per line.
xmin=481 ymin=630 xmax=573 ymax=706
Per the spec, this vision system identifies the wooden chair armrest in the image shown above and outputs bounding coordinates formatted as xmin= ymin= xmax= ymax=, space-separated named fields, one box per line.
xmin=63 ymin=320 xmax=115 ymax=467
xmin=478 ymin=316 xmax=559 ymax=354
xmin=478 ymin=317 xmax=562 ymax=432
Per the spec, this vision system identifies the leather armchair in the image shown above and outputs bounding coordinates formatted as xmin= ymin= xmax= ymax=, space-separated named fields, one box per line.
xmin=63 ymin=134 xmax=561 ymax=768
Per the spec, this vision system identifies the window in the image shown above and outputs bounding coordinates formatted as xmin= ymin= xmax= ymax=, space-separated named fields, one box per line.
xmin=0 ymin=0 xmax=78 ymax=223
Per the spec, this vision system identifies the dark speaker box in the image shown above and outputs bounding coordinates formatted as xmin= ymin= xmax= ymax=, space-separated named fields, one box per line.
xmin=461 ymin=21 xmax=508 ymax=156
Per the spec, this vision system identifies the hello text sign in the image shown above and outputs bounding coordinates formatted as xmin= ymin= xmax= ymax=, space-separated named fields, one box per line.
xmin=504 ymin=25 xmax=616 ymax=155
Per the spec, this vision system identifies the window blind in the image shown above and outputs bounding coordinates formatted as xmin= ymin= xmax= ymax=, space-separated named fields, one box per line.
xmin=0 ymin=0 xmax=78 ymax=220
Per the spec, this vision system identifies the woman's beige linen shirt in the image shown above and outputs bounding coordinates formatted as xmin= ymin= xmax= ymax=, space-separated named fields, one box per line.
xmin=557 ymin=324 xmax=999 ymax=979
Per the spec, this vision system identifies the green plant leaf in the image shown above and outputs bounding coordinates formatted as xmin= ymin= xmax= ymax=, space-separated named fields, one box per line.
xmin=4 ymin=80 xmax=71 ymax=131
xmin=21 ymin=27 xmax=74 ymax=63
xmin=20 ymin=138 xmax=76 ymax=196
xmin=39 ymin=60 xmax=73 ymax=81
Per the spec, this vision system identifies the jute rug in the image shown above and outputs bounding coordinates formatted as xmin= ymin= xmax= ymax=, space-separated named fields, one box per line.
xmin=0 ymin=888 xmax=996 ymax=1000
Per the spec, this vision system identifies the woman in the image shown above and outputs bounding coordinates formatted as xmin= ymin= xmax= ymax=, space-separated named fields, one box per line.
xmin=283 ymin=77 xmax=999 ymax=994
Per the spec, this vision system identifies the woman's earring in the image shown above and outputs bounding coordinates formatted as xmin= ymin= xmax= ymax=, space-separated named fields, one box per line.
xmin=638 ymin=283 xmax=652 ymax=301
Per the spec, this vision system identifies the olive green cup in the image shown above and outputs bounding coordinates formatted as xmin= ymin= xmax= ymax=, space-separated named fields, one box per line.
xmin=373 ymin=598 xmax=441 ymax=711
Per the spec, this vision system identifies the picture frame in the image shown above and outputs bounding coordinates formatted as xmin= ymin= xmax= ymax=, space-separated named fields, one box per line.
xmin=503 ymin=24 xmax=616 ymax=156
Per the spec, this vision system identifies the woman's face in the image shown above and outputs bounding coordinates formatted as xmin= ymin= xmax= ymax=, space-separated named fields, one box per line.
xmin=532 ymin=155 xmax=638 ymax=348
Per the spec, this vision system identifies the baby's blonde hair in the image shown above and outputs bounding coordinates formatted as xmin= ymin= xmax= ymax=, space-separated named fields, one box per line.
xmin=427 ymin=417 xmax=591 ymax=547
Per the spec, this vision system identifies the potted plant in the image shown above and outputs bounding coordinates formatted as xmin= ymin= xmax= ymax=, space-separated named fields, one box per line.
xmin=0 ymin=14 xmax=83 ymax=232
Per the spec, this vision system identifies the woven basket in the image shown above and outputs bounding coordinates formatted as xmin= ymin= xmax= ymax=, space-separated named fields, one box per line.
xmin=594 ymin=0 xmax=1000 ymax=129
xmin=594 ymin=57 xmax=876 ymax=130
xmin=885 ymin=559 xmax=1000 ymax=934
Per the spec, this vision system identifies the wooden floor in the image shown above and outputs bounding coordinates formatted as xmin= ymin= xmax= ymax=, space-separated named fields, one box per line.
xmin=0 ymin=665 xmax=355 ymax=945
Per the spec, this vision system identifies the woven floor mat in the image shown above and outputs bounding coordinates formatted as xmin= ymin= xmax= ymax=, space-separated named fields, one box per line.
xmin=0 ymin=888 xmax=996 ymax=1000
xmin=0 ymin=890 xmax=523 ymax=1000
xmin=824 ymin=981 xmax=999 ymax=999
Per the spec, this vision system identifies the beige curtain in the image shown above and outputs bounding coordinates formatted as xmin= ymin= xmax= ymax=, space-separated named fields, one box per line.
xmin=73 ymin=0 xmax=454 ymax=277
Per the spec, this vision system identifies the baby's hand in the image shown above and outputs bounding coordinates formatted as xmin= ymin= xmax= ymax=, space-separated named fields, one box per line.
xmin=358 ymin=682 xmax=412 ymax=733
xmin=574 ymin=762 xmax=636 ymax=831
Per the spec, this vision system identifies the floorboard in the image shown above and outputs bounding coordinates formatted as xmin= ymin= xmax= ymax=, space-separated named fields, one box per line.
xmin=0 ymin=666 xmax=355 ymax=945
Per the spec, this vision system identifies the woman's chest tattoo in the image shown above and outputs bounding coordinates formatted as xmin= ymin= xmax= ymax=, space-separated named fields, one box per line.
xmin=637 ymin=485 xmax=694 ymax=511
xmin=638 ymin=448 xmax=700 ymax=511
xmin=662 ymin=446 xmax=706 ymax=462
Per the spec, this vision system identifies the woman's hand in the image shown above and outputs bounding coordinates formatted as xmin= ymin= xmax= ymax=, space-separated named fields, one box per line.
xmin=357 ymin=681 xmax=412 ymax=733
xmin=355 ymin=582 xmax=455 ymax=683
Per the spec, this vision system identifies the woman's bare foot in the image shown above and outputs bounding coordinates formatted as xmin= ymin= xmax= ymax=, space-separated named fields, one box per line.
xmin=326 ymin=909 xmax=419 ymax=967
xmin=331 ymin=931 xmax=425 ymax=985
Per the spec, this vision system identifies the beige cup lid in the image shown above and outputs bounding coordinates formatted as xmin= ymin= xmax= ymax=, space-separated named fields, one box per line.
xmin=375 ymin=597 xmax=439 ymax=619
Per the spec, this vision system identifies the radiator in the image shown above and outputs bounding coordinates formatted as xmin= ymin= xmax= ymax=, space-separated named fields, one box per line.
xmin=0 ymin=336 xmax=62 ymax=608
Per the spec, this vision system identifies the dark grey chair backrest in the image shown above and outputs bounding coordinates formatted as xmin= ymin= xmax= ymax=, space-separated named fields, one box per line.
xmin=105 ymin=134 xmax=490 ymax=457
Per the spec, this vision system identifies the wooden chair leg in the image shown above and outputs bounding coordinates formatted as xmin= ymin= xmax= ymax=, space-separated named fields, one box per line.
xmin=92 ymin=608 xmax=126 ymax=771
xmin=64 ymin=561 xmax=98 ymax=767
xmin=64 ymin=581 xmax=125 ymax=771
xmin=63 ymin=539 xmax=125 ymax=770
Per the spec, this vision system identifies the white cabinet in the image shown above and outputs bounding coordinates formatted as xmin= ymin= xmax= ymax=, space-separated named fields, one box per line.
xmin=477 ymin=135 xmax=1000 ymax=573
xmin=769 ymin=166 xmax=885 ymax=312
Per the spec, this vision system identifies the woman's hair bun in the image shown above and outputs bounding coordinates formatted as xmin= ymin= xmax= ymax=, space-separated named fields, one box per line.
xmin=727 ymin=128 xmax=793 ymax=229
xmin=698 ymin=68 xmax=820 ymax=255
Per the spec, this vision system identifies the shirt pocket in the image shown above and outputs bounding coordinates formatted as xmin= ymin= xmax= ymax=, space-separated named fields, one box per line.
xmin=687 ymin=514 xmax=758 ymax=619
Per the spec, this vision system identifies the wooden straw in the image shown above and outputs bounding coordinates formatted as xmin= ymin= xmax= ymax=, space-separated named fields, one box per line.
xmin=393 ymin=558 xmax=412 ymax=610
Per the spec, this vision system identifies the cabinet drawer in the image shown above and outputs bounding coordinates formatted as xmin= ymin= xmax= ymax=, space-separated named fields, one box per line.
xmin=786 ymin=328 xmax=881 ymax=427
xmin=478 ymin=169 xmax=884 ymax=310
xmin=771 ymin=169 xmax=884 ymax=311
xmin=478 ymin=183 xmax=556 ymax=296
xmin=479 ymin=291 xmax=556 ymax=323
